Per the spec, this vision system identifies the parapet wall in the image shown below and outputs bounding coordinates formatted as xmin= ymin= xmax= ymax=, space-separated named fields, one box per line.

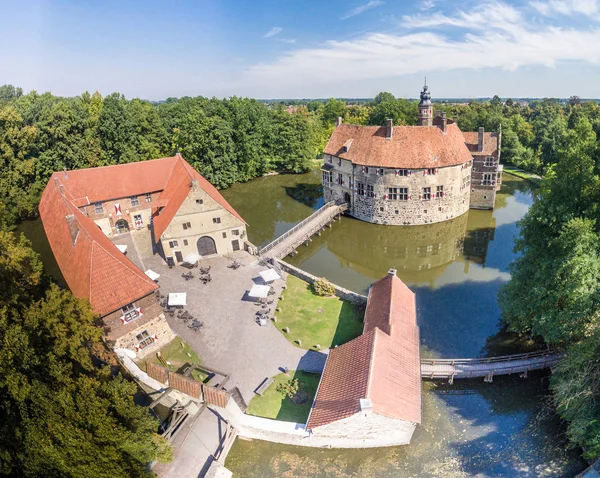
xmin=276 ymin=260 xmax=368 ymax=306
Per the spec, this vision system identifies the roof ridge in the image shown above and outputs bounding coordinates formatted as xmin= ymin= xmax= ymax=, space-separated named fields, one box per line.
xmin=365 ymin=328 xmax=379 ymax=401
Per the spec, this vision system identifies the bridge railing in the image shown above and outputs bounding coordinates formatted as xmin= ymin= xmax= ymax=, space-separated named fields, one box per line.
xmin=259 ymin=201 xmax=338 ymax=256
xmin=421 ymin=350 xmax=561 ymax=366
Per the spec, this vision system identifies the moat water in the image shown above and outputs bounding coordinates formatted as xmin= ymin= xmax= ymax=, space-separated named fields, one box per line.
xmin=17 ymin=171 xmax=587 ymax=477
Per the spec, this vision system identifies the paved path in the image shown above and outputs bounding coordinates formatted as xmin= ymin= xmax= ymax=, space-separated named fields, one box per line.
xmin=139 ymin=244 xmax=327 ymax=405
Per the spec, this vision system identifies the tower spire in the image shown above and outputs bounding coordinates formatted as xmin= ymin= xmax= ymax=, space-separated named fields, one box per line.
xmin=418 ymin=80 xmax=433 ymax=127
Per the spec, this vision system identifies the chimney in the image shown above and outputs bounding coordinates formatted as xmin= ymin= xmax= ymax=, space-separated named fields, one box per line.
xmin=441 ymin=112 xmax=447 ymax=133
xmin=64 ymin=167 xmax=68 ymax=179
xmin=478 ymin=127 xmax=484 ymax=152
xmin=336 ymin=116 xmax=343 ymax=127
xmin=385 ymin=119 xmax=393 ymax=140
xmin=388 ymin=268 xmax=397 ymax=277
xmin=453 ymin=113 xmax=458 ymax=123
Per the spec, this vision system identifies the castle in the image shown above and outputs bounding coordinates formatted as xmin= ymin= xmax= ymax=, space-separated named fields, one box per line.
xmin=322 ymin=84 xmax=502 ymax=226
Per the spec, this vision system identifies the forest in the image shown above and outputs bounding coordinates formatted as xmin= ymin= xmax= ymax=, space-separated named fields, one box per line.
xmin=3 ymin=83 xmax=600 ymax=466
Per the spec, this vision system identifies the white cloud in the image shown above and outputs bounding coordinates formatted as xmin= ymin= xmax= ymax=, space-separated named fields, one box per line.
xmin=277 ymin=38 xmax=297 ymax=44
xmin=242 ymin=2 xmax=600 ymax=95
xmin=342 ymin=0 xmax=385 ymax=20
xmin=420 ymin=0 xmax=435 ymax=11
xmin=264 ymin=27 xmax=282 ymax=38
xmin=530 ymin=0 xmax=599 ymax=18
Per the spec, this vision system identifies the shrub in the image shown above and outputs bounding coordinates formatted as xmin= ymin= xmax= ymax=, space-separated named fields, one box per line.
xmin=276 ymin=378 xmax=299 ymax=398
xmin=313 ymin=278 xmax=335 ymax=297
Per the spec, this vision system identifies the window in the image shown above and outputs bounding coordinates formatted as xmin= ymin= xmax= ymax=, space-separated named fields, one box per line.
xmin=366 ymin=184 xmax=374 ymax=198
xmin=136 ymin=330 xmax=154 ymax=350
xmin=322 ymin=170 xmax=332 ymax=185
xmin=222 ymin=232 xmax=227 ymax=238
xmin=396 ymin=169 xmax=409 ymax=177
xmin=130 ymin=196 xmax=139 ymax=207
xmin=482 ymin=173 xmax=494 ymax=186
xmin=196 ymin=199 xmax=204 ymax=205
xmin=145 ymin=192 xmax=152 ymax=203
xmin=357 ymin=182 xmax=365 ymax=196
xmin=426 ymin=168 xmax=438 ymax=175
xmin=376 ymin=168 xmax=384 ymax=176
xmin=361 ymin=166 xmax=369 ymax=174
xmin=213 ymin=217 xmax=221 ymax=224
xmin=337 ymin=173 xmax=344 ymax=185
xmin=436 ymin=185 xmax=444 ymax=198
xmin=122 ymin=303 xmax=140 ymax=323
xmin=94 ymin=203 xmax=103 ymax=214
xmin=183 ymin=239 xmax=188 ymax=246
xmin=338 ymin=157 xmax=342 ymax=166
xmin=399 ymin=187 xmax=408 ymax=201
xmin=182 ymin=222 xmax=191 ymax=230
xmin=348 ymin=177 xmax=353 ymax=189
xmin=328 ymin=155 xmax=333 ymax=163
xmin=422 ymin=187 xmax=431 ymax=200
xmin=232 ymin=229 xmax=240 ymax=236
xmin=379 ymin=207 xmax=384 ymax=212
xmin=232 ymin=239 xmax=240 ymax=251
xmin=484 ymin=156 xmax=497 ymax=167
xmin=388 ymin=188 xmax=398 ymax=200
xmin=133 ymin=214 xmax=143 ymax=228
xmin=169 ymin=240 xmax=178 ymax=248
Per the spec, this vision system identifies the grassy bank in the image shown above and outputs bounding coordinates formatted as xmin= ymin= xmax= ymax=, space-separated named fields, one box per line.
xmin=502 ymin=165 xmax=543 ymax=187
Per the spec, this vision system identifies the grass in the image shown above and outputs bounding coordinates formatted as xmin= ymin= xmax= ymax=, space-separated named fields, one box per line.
xmin=247 ymin=370 xmax=321 ymax=423
xmin=143 ymin=338 xmax=209 ymax=381
xmin=502 ymin=165 xmax=542 ymax=187
xmin=276 ymin=275 xmax=364 ymax=350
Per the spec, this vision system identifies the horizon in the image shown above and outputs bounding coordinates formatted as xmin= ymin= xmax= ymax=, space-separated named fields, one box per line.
xmin=3 ymin=1 xmax=600 ymax=100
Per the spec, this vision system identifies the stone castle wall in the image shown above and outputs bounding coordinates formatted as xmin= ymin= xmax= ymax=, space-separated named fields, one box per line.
xmin=323 ymin=156 xmax=471 ymax=226
xmin=469 ymin=152 xmax=499 ymax=209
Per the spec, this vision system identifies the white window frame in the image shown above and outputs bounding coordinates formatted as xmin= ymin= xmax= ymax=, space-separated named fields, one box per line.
xmin=122 ymin=303 xmax=140 ymax=323
xmin=130 ymin=196 xmax=140 ymax=207
xmin=136 ymin=330 xmax=154 ymax=349
xmin=94 ymin=203 xmax=103 ymax=214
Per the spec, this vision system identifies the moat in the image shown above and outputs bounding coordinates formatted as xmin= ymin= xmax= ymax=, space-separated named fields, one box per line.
xmin=17 ymin=169 xmax=587 ymax=477
xmin=221 ymin=170 xmax=586 ymax=477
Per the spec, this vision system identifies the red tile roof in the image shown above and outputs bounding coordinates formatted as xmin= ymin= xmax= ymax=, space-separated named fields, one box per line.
xmin=39 ymin=154 xmax=245 ymax=316
xmin=153 ymin=157 xmax=246 ymax=239
xmin=324 ymin=123 xmax=472 ymax=169
xmin=306 ymin=271 xmax=421 ymax=429
xmin=39 ymin=178 xmax=158 ymax=317
xmin=463 ymin=131 xmax=500 ymax=156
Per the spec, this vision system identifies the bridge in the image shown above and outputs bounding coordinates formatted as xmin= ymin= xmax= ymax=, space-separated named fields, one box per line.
xmin=259 ymin=201 xmax=348 ymax=259
xmin=421 ymin=350 xmax=563 ymax=383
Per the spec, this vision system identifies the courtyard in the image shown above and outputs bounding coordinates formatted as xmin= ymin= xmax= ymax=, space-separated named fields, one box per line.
xmin=117 ymin=229 xmax=327 ymax=405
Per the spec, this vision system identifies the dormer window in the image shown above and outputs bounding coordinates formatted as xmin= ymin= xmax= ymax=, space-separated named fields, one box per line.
xmin=121 ymin=303 xmax=141 ymax=323
xmin=342 ymin=139 xmax=353 ymax=153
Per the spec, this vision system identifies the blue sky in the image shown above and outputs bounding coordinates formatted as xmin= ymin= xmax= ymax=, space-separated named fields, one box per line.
xmin=2 ymin=0 xmax=600 ymax=99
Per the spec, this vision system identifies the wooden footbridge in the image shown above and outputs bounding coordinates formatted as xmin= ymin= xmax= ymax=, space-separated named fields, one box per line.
xmin=259 ymin=201 xmax=347 ymax=259
xmin=421 ymin=350 xmax=563 ymax=383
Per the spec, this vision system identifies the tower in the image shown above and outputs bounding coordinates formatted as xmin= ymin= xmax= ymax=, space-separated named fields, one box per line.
xmin=418 ymin=79 xmax=433 ymax=127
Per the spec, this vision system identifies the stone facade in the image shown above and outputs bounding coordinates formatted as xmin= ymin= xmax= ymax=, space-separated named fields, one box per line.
xmin=469 ymin=144 xmax=501 ymax=209
xmin=103 ymin=293 xmax=176 ymax=358
xmin=323 ymin=155 xmax=472 ymax=226
xmin=80 ymin=191 xmax=161 ymax=236
xmin=309 ymin=408 xmax=417 ymax=445
xmin=160 ymin=181 xmax=247 ymax=263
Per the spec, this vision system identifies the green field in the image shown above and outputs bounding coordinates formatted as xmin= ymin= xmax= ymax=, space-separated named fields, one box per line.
xmin=247 ymin=370 xmax=321 ymax=423
xmin=276 ymin=275 xmax=364 ymax=350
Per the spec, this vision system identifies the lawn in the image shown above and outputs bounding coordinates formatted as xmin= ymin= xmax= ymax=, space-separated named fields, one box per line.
xmin=502 ymin=165 xmax=542 ymax=187
xmin=247 ymin=370 xmax=321 ymax=423
xmin=143 ymin=338 xmax=209 ymax=381
xmin=276 ymin=275 xmax=364 ymax=350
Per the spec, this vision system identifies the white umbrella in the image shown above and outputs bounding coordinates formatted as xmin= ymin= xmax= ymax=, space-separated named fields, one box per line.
xmin=259 ymin=269 xmax=281 ymax=283
xmin=144 ymin=269 xmax=160 ymax=281
xmin=183 ymin=252 xmax=201 ymax=264
xmin=248 ymin=284 xmax=271 ymax=299
xmin=168 ymin=293 xmax=187 ymax=306
xmin=115 ymin=244 xmax=127 ymax=253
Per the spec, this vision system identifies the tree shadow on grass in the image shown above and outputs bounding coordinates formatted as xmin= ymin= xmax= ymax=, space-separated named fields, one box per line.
xmin=274 ymin=370 xmax=321 ymax=423
xmin=330 ymin=300 xmax=365 ymax=348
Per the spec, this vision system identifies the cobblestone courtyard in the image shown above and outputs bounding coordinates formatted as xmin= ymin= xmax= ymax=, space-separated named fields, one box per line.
xmin=115 ymin=230 xmax=326 ymax=405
